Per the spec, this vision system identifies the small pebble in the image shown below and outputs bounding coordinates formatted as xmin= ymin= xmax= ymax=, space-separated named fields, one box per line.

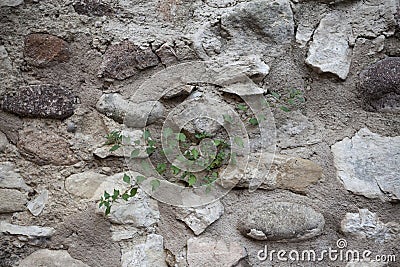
xmin=67 ymin=122 xmax=76 ymax=133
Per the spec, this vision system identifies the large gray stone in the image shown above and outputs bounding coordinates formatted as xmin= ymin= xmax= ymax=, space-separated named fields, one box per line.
xmin=0 ymin=188 xmax=27 ymax=213
xmin=187 ymin=237 xmax=247 ymax=267
xmin=306 ymin=12 xmax=353 ymax=80
xmin=121 ymin=234 xmax=167 ymax=267
xmin=18 ymin=249 xmax=89 ymax=267
xmin=331 ymin=128 xmax=400 ymax=201
xmin=175 ymin=200 xmax=224 ymax=235
xmin=341 ymin=209 xmax=399 ymax=244
xmin=238 ymin=202 xmax=325 ymax=242
xmin=0 ymin=162 xmax=31 ymax=191
xmin=96 ymin=93 xmax=165 ymax=126
xmin=0 ymin=221 xmax=55 ymax=239
xmin=2 ymin=85 xmax=74 ymax=119
xmin=360 ymin=57 xmax=400 ymax=112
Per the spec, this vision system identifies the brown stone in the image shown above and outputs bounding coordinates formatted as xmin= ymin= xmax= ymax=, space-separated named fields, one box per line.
xmin=99 ymin=41 xmax=159 ymax=80
xmin=17 ymin=128 xmax=78 ymax=166
xmin=24 ymin=33 xmax=70 ymax=67
xmin=0 ymin=111 xmax=22 ymax=144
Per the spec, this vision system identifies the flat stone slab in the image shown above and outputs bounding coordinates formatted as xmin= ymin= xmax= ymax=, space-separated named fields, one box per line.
xmin=331 ymin=128 xmax=400 ymax=201
xmin=0 ymin=161 xmax=31 ymax=191
xmin=18 ymin=249 xmax=89 ymax=267
xmin=0 ymin=188 xmax=27 ymax=213
xmin=2 ymin=84 xmax=74 ymax=119
xmin=0 ymin=221 xmax=55 ymax=238
xmin=238 ymin=201 xmax=325 ymax=242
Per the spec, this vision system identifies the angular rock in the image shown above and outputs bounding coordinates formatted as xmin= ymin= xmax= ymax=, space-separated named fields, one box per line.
xmin=27 ymin=190 xmax=49 ymax=216
xmin=0 ymin=162 xmax=30 ymax=191
xmin=187 ymin=237 xmax=247 ymax=266
xmin=0 ymin=221 xmax=55 ymax=239
xmin=360 ymin=57 xmax=400 ymax=112
xmin=121 ymin=234 xmax=167 ymax=267
xmin=238 ymin=202 xmax=325 ymax=241
xmin=0 ymin=0 xmax=23 ymax=7
xmin=296 ymin=24 xmax=314 ymax=47
xmin=73 ymin=0 xmax=112 ymax=16
xmin=19 ymin=250 xmax=89 ymax=267
xmin=234 ymin=154 xmax=323 ymax=194
xmin=331 ymin=128 xmax=400 ymax=201
xmin=24 ymin=33 xmax=70 ymax=67
xmin=0 ymin=131 xmax=7 ymax=152
xmin=96 ymin=93 xmax=165 ymax=126
xmin=18 ymin=129 xmax=77 ymax=166
xmin=0 ymin=111 xmax=23 ymax=144
xmin=0 ymin=188 xmax=27 ymax=213
xmin=2 ymin=84 xmax=74 ymax=119
xmin=99 ymin=41 xmax=159 ymax=80
xmin=175 ymin=200 xmax=224 ymax=235
xmin=306 ymin=12 xmax=353 ymax=80
xmin=221 ymin=0 xmax=294 ymax=44
xmin=341 ymin=209 xmax=399 ymax=244
xmin=65 ymin=171 xmax=111 ymax=200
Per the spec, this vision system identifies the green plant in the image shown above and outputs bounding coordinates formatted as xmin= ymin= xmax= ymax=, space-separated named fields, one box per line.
xmin=104 ymin=130 xmax=123 ymax=152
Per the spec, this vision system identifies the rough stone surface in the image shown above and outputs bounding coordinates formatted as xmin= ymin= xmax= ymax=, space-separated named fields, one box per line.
xmin=0 ymin=131 xmax=8 ymax=152
xmin=121 ymin=234 xmax=167 ymax=267
xmin=73 ymin=0 xmax=112 ymax=16
xmin=24 ymin=33 xmax=70 ymax=67
xmin=175 ymin=200 xmax=224 ymax=235
xmin=331 ymin=128 xmax=400 ymax=201
xmin=187 ymin=237 xmax=247 ymax=267
xmin=0 ymin=188 xmax=27 ymax=213
xmin=306 ymin=12 xmax=353 ymax=79
xmin=0 ymin=221 xmax=55 ymax=239
xmin=27 ymin=190 xmax=49 ymax=216
xmin=236 ymin=154 xmax=323 ymax=193
xmin=2 ymin=84 xmax=74 ymax=119
xmin=0 ymin=0 xmax=23 ymax=7
xmin=19 ymin=249 xmax=89 ymax=267
xmin=17 ymin=128 xmax=77 ymax=166
xmin=96 ymin=93 xmax=165 ymax=126
xmin=65 ymin=171 xmax=109 ymax=200
xmin=54 ymin=210 xmax=121 ymax=267
xmin=360 ymin=57 xmax=400 ymax=112
xmin=341 ymin=209 xmax=399 ymax=244
xmin=99 ymin=41 xmax=159 ymax=80
xmin=0 ymin=162 xmax=31 ymax=191
xmin=238 ymin=202 xmax=325 ymax=241
xmin=0 ymin=111 xmax=23 ymax=144
xmin=346 ymin=260 xmax=388 ymax=267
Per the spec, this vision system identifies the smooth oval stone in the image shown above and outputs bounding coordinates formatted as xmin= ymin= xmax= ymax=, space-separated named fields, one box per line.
xmin=238 ymin=202 xmax=325 ymax=242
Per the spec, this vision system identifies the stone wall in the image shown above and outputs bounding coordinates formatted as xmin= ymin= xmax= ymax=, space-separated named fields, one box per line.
xmin=0 ymin=0 xmax=399 ymax=266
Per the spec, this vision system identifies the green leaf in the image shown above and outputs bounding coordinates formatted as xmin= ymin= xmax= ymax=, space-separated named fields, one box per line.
xmin=143 ymin=129 xmax=151 ymax=140
xmin=134 ymin=140 xmax=141 ymax=145
xmin=297 ymin=96 xmax=306 ymax=103
xmin=141 ymin=160 xmax=151 ymax=172
xmin=104 ymin=191 xmax=110 ymax=199
xmin=177 ymin=133 xmax=186 ymax=142
xmin=150 ymin=179 xmax=160 ymax=191
xmin=234 ymin=136 xmax=244 ymax=148
xmin=191 ymin=148 xmax=199 ymax=159
xmin=271 ymin=92 xmax=280 ymax=99
xmin=148 ymin=140 xmax=156 ymax=147
xmin=123 ymin=174 xmax=131 ymax=184
xmin=211 ymin=172 xmax=218 ymax=179
xmin=223 ymin=114 xmax=233 ymax=124
xmin=280 ymin=106 xmax=290 ymax=112
xmin=156 ymin=163 xmax=167 ymax=174
xmin=136 ymin=175 xmax=146 ymax=184
xmin=131 ymin=149 xmax=140 ymax=158
xmin=99 ymin=201 xmax=104 ymax=208
xmin=130 ymin=188 xmax=138 ymax=197
xmin=287 ymin=99 xmax=295 ymax=105
xmin=109 ymin=144 xmax=120 ymax=152
xmin=213 ymin=139 xmax=222 ymax=146
xmin=188 ymin=174 xmax=197 ymax=186
xmin=171 ymin=165 xmax=181 ymax=175
xmin=105 ymin=206 xmax=111 ymax=215
xmin=112 ymin=189 xmax=120 ymax=201
xmin=163 ymin=147 xmax=173 ymax=155
xmin=230 ymin=152 xmax=237 ymax=165
xmin=163 ymin=127 xmax=173 ymax=138
xmin=121 ymin=193 xmax=130 ymax=201
xmin=237 ymin=104 xmax=248 ymax=111
xmin=249 ymin=117 xmax=259 ymax=126
xmin=146 ymin=147 xmax=156 ymax=155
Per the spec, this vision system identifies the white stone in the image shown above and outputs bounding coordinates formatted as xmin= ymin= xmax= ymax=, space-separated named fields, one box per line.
xmin=187 ymin=237 xmax=247 ymax=266
xmin=0 ymin=162 xmax=31 ymax=191
xmin=0 ymin=0 xmax=23 ymax=7
xmin=296 ymin=24 xmax=314 ymax=47
xmin=331 ymin=128 xmax=400 ymax=201
xmin=341 ymin=209 xmax=399 ymax=244
xmin=27 ymin=190 xmax=49 ymax=216
xmin=121 ymin=234 xmax=167 ymax=267
xmin=306 ymin=12 xmax=353 ymax=80
xmin=18 ymin=249 xmax=89 ymax=267
xmin=0 ymin=221 xmax=55 ymax=239
xmin=175 ymin=200 xmax=224 ymax=235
